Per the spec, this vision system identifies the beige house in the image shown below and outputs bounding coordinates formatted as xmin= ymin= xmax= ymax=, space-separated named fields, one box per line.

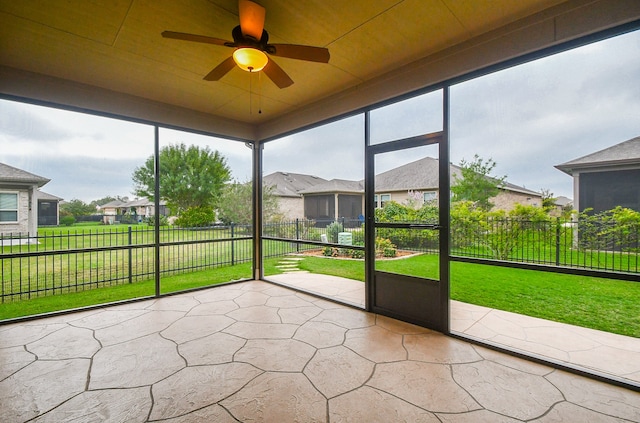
xmin=268 ymin=157 xmax=542 ymax=221
xmin=0 ymin=162 xmax=61 ymax=238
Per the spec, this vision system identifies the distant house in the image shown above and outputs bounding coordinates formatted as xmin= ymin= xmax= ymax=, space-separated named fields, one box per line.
xmin=99 ymin=198 xmax=167 ymax=224
xmin=263 ymin=172 xmax=328 ymax=219
xmin=555 ymin=136 xmax=640 ymax=214
xmin=267 ymin=157 xmax=542 ymax=221
xmin=0 ymin=162 xmax=62 ymax=237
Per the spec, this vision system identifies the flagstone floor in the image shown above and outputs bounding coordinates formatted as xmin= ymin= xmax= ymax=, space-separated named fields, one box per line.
xmin=1 ymin=279 xmax=639 ymax=422
xmin=268 ymin=272 xmax=640 ymax=387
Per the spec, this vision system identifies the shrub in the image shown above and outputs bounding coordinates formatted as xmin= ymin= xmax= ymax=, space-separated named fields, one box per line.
xmin=146 ymin=215 xmax=169 ymax=226
xmin=175 ymin=206 xmax=215 ymax=228
xmin=326 ymin=221 xmax=344 ymax=243
xmin=60 ymin=216 xmax=75 ymax=226
xmin=375 ymin=237 xmax=397 ymax=257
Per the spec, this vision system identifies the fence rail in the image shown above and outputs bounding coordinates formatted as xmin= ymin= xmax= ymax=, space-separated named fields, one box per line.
xmin=1 ymin=224 xmax=252 ymax=303
xmin=2 ymin=216 xmax=638 ymax=303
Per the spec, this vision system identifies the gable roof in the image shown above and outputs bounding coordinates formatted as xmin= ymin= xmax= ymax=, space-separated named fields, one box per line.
xmin=555 ymin=136 xmax=640 ymax=175
xmin=0 ymin=162 xmax=50 ymax=187
xmin=263 ymin=172 xmax=328 ymax=198
xmin=299 ymin=179 xmax=364 ymax=195
xmin=38 ymin=190 xmax=63 ymax=201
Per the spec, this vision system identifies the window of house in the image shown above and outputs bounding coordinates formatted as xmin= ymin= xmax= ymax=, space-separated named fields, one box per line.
xmin=423 ymin=191 xmax=437 ymax=203
xmin=0 ymin=192 xmax=18 ymax=222
xmin=374 ymin=194 xmax=379 ymax=208
xmin=380 ymin=194 xmax=391 ymax=208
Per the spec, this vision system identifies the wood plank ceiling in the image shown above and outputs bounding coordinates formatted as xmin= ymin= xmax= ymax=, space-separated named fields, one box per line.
xmin=0 ymin=0 xmax=620 ymax=140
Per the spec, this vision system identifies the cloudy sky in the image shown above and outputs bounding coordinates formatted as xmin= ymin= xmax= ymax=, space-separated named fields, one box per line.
xmin=2 ymin=29 xmax=639 ymax=203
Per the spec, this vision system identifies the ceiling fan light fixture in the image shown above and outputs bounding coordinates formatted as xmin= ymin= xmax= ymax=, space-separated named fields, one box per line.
xmin=233 ymin=48 xmax=268 ymax=72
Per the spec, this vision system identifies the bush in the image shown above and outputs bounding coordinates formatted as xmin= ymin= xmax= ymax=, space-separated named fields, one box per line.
xmin=375 ymin=237 xmax=397 ymax=257
xmin=175 ymin=206 xmax=215 ymax=228
xmin=326 ymin=221 xmax=344 ymax=243
xmin=60 ymin=216 xmax=75 ymax=226
xmin=146 ymin=215 xmax=169 ymax=226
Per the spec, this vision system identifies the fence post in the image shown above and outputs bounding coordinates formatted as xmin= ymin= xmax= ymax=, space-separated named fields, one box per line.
xmin=295 ymin=218 xmax=300 ymax=252
xmin=555 ymin=218 xmax=561 ymax=266
xmin=231 ymin=223 xmax=235 ymax=266
xmin=128 ymin=226 xmax=133 ymax=284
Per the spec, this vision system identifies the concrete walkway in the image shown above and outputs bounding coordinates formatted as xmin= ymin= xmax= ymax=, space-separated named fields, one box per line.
xmin=267 ymin=272 xmax=640 ymax=387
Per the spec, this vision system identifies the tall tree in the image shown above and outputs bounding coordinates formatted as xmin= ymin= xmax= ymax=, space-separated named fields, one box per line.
xmin=60 ymin=199 xmax=95 ymax=217
xmin=217 ymin=181 xmax=280 ymax=224
xmin=132 ymin=143 xmax=231 ymax=214
xmin=451 ymin=154 xmax=506 ymax=211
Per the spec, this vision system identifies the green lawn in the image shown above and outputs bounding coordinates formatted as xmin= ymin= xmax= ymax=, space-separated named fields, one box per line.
xmin=2 ymin=253 xmax=638 ymax=339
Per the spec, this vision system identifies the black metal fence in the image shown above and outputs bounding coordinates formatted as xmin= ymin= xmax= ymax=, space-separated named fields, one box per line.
xmin=0 ymin=224 xmax=252 ymax=303
xmin=2 ymin=216 xmax=638 ymax=303
xmin=263 ymin=217 xmax=639 ymax=274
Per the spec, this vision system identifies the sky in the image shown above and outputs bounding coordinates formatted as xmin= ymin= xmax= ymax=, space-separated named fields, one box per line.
xmin=1 ymin=29 xmax=639 ymax=203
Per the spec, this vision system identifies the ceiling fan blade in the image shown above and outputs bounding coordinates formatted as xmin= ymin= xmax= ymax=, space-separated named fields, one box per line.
xmin=262 ymin=59 xmax=294 ymax=88
xmin=204 ymin=56 xmax=237 ymax=81
xmin=268 ymin=44 xmax=330 ymax=63
xmin=162 ymin=31 xmax=231 ymax=46
xmin=238 ymin=0 xmax=265 ymax=41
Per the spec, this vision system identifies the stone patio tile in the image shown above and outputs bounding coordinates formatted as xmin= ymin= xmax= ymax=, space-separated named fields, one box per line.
xmin=453 ymin=360 xmax=563 ymax=420
xmin=223 ymin=321 xmax=299 ymax=339
xmin=186 ymin=299 xmax=239 ymax=315
xmin=545 ymin=370 xmax=640 ymax=422
xmin=194 ymin=286 xmax=244 ymax=302
xmin=569 ymin=345 xmax=640 ymax=375
xmin=145 ymin=295 xmax=200 ymax=312
xmin=235 ymin=338 xmax=316 ymax=371
xmin=278 ymin=305 xmax=323 ymax=324
xmin=0 ymin=359 xmax=90 ymax=423
xmin=179 ymin=332 xmax=246 ymax=366
xmin=226 ymin=304 xmax=282 ymax=323
xmin=69 ymin=309 xmax=149 ymax=329
xmin=221 ymin=372 xmax=326 ymax=423
xmin=524 ymin=325 xmax=601 ymax=352
xmin=375 ymin=314 xmax=432 ymax=335
xmin=0 ymin=345 xmax=36 ymax=379
xmin=94 ymin=310 xmax=184 ymax=346
xmin=491 ymin=334 xmax=569 ymax=361
xmin=466 ymin=312 xmax=527 ymax=340
xmin=436 ymin=409 xmax=522 ymax=422
xmin=473 ymin=344 xmax=553 ymax=376
xmin=161 ymin=315 xmax=235 ymax=343
xmin=263 ymin=284 xmax=304 ymax=297
xmin=312 ymin=307 xmax=376 ymax=329
xmin=293 ymin=321 xmax=347 ymax=348
xmin=90 ymin=333 xmax=184 ymax=389
xmin=344 ymin=325 xmax=407 ymax=362
xmin=368 ymin=361 xmax=481 ymax=413
xmin=304 ymin=345 xmax=374 ymax=398
xmin=150 ymin=363 xmax=263 ymax=420
xmin=158 ymin=403 xmax=238 ymax=423
xmin=404 ymin=333 xmax=482 ymax=364
xmin=0 ymin=323 xmax=66 ymax=347
xmin=238 ymin=280 xmax=273 ymax=291
xmin=234 ymin=291 xmax=270 ymax=307
xmin=31 ymin=387 xmax=152 ymax=423
xmin=329 ymin=386 xmax=439 ymax=423
xmin=28 ymin=326 xmax=99 ymax=359
xmin=266 ymin=293 xmax=316 ymax=308
xmin=530 ymin=401 xmax=630 ymax=423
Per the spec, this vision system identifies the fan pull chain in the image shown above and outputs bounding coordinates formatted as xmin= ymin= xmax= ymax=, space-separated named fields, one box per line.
xmin=249 ymin=68 xmax=253 ymax=114
xmin=258 ymin=70 xmax=262 ymax=114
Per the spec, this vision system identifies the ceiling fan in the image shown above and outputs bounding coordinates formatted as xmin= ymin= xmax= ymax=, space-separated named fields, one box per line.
xmin=162 ymin=0 xmax=330 ymax=88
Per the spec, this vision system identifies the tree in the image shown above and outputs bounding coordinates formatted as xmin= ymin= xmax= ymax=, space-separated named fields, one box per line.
xmin=132 ymin=143 xmax=231 ymax=215
xmin=217 ymin=180 xmax=280 ymax=224
xmin=60 ymin=199 xmax=95 ymax=218
xmin=540 ymin=188 xmax=556 ymax=213
xmin=451 ymin=154 xmax=506 ymax=211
